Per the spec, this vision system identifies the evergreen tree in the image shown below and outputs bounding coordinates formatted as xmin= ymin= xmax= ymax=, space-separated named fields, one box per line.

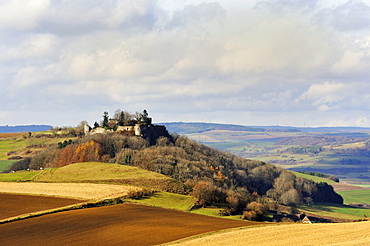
xmin=102 ymin=111 xmax=109 ymax=127
xmin=94 ymin=121 xmax=99 ymax=129
xmin=118 ymin=111 xmax=125 ymax=126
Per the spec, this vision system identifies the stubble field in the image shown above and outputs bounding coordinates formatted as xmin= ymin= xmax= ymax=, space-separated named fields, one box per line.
xmin=170 ymin=221 xmax=370 ymax=246
xmin=0 ymin=182 xmax=140 ymax=200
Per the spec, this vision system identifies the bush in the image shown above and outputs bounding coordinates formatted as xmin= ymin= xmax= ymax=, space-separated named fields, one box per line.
xmin=243 ymin=201 xmax=267 ymax=221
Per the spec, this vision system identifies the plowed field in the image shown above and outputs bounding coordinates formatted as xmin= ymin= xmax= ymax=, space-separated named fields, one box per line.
xmin=0 ymin=203 xmax=260 ymax=246
xmin=0 ymin=193 xmax=83 ymax=220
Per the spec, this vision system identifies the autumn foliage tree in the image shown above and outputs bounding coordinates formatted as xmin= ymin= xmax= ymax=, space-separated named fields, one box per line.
xmin=52 ymin=140 xmax=103 ymax=167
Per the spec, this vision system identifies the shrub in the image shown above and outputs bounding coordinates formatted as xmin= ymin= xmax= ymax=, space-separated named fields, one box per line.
xmin=243 ymin=201 xmax=267 ymax=221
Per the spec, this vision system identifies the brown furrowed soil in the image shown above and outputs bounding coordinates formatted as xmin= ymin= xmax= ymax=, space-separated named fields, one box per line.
xmin=0 ymin=182 xmax=140 ymax=200
xmin=0 ymin=203 xmax=260 ymax=246
xmin=170 ymin=221 xmax=370 ymax=246
xmin=0 ymin=193 xmax=83 ymax=220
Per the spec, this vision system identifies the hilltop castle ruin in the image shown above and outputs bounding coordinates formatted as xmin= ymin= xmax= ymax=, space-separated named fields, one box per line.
xmin=84 ymin=110 xmax=173 ymax=145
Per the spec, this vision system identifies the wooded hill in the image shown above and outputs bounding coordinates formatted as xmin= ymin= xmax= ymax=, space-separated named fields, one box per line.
xmin=5 ymin=121 xmax=343 ymax=219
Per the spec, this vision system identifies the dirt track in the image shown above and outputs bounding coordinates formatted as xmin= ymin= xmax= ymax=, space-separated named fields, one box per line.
xmin=0 ymin=193 xmax=83 ymax=220
xmin=0 ymin=203 xmax=260 ymax=246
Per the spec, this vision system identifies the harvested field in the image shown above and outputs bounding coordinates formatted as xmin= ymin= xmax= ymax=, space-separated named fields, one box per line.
xmin=0 ymin=133 xmax=22 ymax=139
xmin=0 ymin=193 xmax=83 ymax=220
xmin=331 ymin=183 xmax=369 ymax=192
xmin=171 ymin=221 xmax=370 ymax=246
xmin=0 ymin=182 xmax=140 ymax=200
xmin=0 ymin=203 xmax=260 ymax=246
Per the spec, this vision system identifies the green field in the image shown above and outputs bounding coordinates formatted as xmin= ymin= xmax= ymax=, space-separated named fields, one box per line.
xmin=298 ymin=203 xmax=370 ymax=220
xmin=0 ymin=162 xmax=170 ymax=183
xmin=291 ymin=171 xmax=335 ymax=184
xmin=35 ymin=162 xmax=170 ymax=182
xmin=0 ymin=160 xmax=16 ymax=172
xmin=0 ymin=170 xmax=41 ymax=181
xmin=0 ymin=135 xmax=76 ymax=161
xmin=337 ymin=190 xmax=370 ymax=204
xmin=126 ymin=192 xmax=195 ymax=211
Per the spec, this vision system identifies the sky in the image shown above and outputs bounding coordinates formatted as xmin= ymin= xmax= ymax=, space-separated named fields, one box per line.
xmin=2 ymin=0 xmax=370 ymax=127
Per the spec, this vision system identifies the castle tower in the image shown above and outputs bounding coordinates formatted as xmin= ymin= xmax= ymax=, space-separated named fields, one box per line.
xmin=134 ymin=124 xmax=142 ymax=136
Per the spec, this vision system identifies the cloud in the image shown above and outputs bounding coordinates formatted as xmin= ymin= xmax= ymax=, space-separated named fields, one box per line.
xmin=0 ymin=0 xmax=50 ymax=30
xmin=2 ymin=0 xmax=370 ymax=127
xmin=330 ymin=0 xmax=370 ymax=31
xmin=1 ymin=33 xmax=59 ymax=61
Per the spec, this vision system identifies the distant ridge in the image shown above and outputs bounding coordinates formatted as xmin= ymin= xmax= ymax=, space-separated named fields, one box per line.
xmin=160 ymin=122 xmax=299 ymax=134
xmin=160 ymin=122 xmax=370 ymax=135
xmin=0 ymin=125 xmax=52 ymax=133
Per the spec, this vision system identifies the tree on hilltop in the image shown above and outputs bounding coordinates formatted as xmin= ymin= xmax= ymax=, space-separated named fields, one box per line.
xmin=102 ymin=111 xmax=109 ymax=127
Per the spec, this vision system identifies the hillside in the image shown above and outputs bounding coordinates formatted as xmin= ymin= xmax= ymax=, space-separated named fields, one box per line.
xmin=4 ymin=128 xmax=345 ymax=221
xmin=34 ymin=162 xmax=170 ymax=182
xmin=162 ymin=122 xmax=370 ymax=184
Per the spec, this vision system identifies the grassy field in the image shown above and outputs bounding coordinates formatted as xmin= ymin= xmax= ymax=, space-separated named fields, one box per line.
xmin=0 ymin=160 xmax=15 ymax=172
xmin=170 ymin=221 xmax=370 ymax=246
xmin=291 ymin=171 xmax=335 ymax=184
xmin=126 ymin=192 xmax=195 ymax=211
xmin=297 ymin=203 xmax=370 ymax=220
xmin=0 ymin=134 xmax=76 ymax=163
xmin=337 ymin=190 xmax=370 ymax=204
xmin=0 ymin=170 xmax=41 ymax=181
xmin=34 ymin=162 xmax=170 ymax=182
xmin=190 ymin=207 xmax=243 ymax=220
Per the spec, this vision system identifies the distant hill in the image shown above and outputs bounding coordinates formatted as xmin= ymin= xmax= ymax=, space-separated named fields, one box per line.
xmin=255 ymin=125 xmax=370 ymax=133
xmin=160 ymin=122 xmax=370 ymax=135
xmin=0 ymin=125 xmax=52 ymax=133
xmin=160 ymin=122 xmax=292 ymax=134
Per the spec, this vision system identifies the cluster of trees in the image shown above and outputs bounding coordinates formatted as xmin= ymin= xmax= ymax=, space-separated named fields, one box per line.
xmin=330 ymin=145 xmax=370 ymax=157
xmin=286 ymin=146 xmax=324 ymax=154
xmin=93 ymin=109 xmax=151 ymax=130
xmin=6 ymin=131 xmax=343 ymax=220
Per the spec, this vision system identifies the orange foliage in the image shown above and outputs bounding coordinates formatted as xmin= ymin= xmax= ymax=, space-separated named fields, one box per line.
xmin=217 ymin=171 xmax=224 ymax=181
xmin=52 ymin=140 xmax=103 ymax=167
